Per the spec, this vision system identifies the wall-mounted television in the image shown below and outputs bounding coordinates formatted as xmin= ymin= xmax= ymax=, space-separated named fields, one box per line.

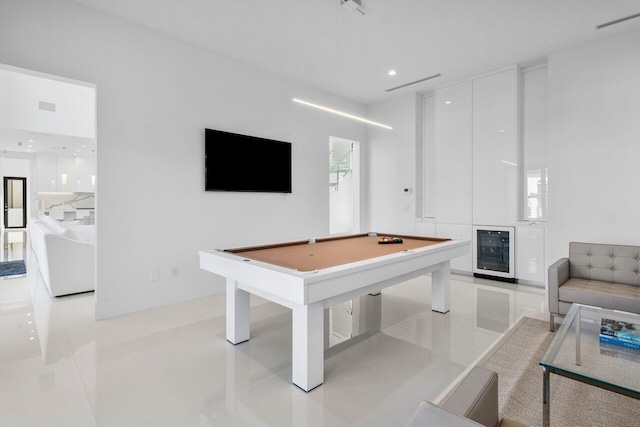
xmin=205 ymin=128 xmax=292 ymax=193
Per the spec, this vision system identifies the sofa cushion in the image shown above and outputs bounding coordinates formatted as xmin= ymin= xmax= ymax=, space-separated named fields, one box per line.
xmin=67 ymin=225 xmax=95 ymax=243
xmin=62 ymin=228 xmax=85 ymax=242
xmin=559 ymin=278 xmax=640 ymax=314
xmin=569 ymin=242 xmax=640 ymax=286
xmin=48 ymin=221 xmax=66 ymax=234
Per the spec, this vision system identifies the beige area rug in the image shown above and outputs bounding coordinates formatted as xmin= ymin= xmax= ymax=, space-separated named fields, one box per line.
xmin=478 ymin=317 xmax=640 ymax=427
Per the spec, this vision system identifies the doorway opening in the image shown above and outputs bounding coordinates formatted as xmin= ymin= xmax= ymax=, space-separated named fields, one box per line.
xmin=4 ymin=177 xmax=27 ymax=229
xmin=329 ymin=136 xmax=360 ymax=235
xmin=0 ymin=62 xmax=97 ymax=298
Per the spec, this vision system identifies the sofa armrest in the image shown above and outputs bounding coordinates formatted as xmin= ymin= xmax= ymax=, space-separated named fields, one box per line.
xmin=406 ymin=401 xmax=483 ymax=427
xmin=548 ymin=257 xmax=569 ymax=315
xmin=441 ymin=366 xmax=499 ymax=427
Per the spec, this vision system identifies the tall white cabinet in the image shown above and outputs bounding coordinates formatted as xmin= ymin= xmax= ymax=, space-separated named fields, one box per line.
xmin=434 ymin=81 xmax=474 ymax=272
xmin=435 ymin=81 xmax=473 ymax=225
xmin=472 ymin=69 xmax=519 ymax=226
xmin=433 ymin=66 xmax=522 ymax=275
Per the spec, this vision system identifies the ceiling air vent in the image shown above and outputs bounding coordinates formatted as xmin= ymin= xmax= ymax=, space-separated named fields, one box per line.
xmin=340 ymin=0 xmax=361 ymax=12
xmin=596 ymin=12 xmax=640 ymax=29
xmin=385 ymin=73 xmax=442 ymax=92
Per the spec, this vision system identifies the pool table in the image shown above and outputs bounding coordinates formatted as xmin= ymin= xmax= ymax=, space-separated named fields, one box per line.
xmin=199 ymin=232 xmax=470 ymax=391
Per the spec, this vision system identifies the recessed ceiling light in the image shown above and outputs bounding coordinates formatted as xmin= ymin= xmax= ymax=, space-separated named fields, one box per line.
xmin=445 ymin=101 xmax=452 ymax=105
xmin=499 ymin=129 xmax=505 ymax=133
xmin=81 ymin=145 xmax=86 ymax=148
xmin=27 ymin=145 xmax=32 ymax=148
xmin=28 ymin=139 xmax=33 ymax=143
xmin=388 ymin=70 xmax=397 ymax=76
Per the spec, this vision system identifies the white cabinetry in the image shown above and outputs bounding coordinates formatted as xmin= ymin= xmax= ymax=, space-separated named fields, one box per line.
xmin=522 ymin=66 xmax=548 ymax=221
xmin=416 ymin=219 xmax=436 ymax=236
xmin=433 ymin=66 xmax=522 ymax=276
xmin=36 ymin=153 xmax=58 ymax=192
xmin=36 ymin=153 xmax=95 ymax=193
xmin=56 ymin=155 xmax=75 ymax=192
xmin=435 ymin=81 xmax=473 ymax=224
xmin=422 ymin=95 xmax=436 ymax=218
xmin=516 ymin=225 xmax=545 ymax=285
xmin=74 ymin=155 xmax=95 ymax=192
xmin=436 ymin=223 xmax=472 ymax=273
xmin=472 ymin=69 xmax=519 ymax=226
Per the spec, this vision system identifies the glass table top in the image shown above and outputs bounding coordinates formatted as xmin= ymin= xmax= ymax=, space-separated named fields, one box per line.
xmin=540 ymin=304 xmax=640 ymax=396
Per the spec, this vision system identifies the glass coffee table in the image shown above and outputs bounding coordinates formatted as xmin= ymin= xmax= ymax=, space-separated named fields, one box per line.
xmin=539 ymin=303 xmax=640 ymax=426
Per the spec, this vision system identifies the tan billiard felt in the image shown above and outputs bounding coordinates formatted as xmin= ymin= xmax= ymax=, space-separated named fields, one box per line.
xmin=226 ymin=233 xmax=450 ymax=271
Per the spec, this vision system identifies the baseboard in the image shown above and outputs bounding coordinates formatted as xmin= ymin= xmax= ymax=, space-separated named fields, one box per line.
xmin=95 ymin=285 xmax=223 ymax=320
xmin=451 ymin=269 xmax=473 ymax=277
xmin=516 ymin=278 xmax=545 ymax=288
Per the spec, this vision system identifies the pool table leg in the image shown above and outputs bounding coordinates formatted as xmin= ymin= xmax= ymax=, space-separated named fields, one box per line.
xmin=292 ymin=302 xmax=324 ymax=392
xmin=226 ymin=278 xmax=250 ymax=345
xmin=431 ymin=261 xmax=451 ymax=314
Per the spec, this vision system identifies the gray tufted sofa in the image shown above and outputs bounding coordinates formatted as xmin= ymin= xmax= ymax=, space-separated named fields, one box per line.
xmin=548 ymin=242 xmax=640 ymax=331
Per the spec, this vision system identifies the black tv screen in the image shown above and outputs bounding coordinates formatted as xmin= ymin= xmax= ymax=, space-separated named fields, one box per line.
xmin=205 ymin=128 xmax=292 ymax=193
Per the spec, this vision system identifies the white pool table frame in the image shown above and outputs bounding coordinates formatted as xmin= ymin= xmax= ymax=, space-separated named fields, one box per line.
xmin=199 ymin=233 xmax=470 ymax=392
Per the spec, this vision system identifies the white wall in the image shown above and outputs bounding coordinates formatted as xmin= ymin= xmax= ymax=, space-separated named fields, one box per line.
xmin=365 ymin=92 xmax=422 ymax=233
xmin=0 ymin=0 xmax=366 ymax=318
xmin=546 ymin=27 xmax=640 ymax=267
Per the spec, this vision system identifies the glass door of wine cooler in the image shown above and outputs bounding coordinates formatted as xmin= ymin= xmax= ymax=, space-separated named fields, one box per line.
xmin=472 ymin=226 xmax=515 ymax=281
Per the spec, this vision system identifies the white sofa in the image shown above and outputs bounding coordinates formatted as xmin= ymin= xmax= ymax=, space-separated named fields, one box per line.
xmin=27 ymin=215 xmax=95 ymax=297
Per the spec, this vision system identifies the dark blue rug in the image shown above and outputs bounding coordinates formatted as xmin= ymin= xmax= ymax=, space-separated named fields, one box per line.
xmin=0 ymin=260 xmax=26 ymax=277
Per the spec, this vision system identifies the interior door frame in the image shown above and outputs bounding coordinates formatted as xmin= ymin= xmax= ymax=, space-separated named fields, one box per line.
xmin=4 ymin=177 xmax=27 ymax=229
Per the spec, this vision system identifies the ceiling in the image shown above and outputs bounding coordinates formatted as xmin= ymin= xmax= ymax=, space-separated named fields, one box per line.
xmin=70 ymin=0 xmax=640 ymax=104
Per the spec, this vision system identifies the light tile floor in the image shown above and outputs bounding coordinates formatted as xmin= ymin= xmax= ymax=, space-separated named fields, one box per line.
xmin=0 ymin=232 xmax=548 ymax=427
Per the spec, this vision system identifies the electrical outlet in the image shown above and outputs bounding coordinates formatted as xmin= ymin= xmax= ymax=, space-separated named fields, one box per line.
xmin=150 ymin=269 xmax=160 ymax=282
xmin=171 ymin=266 xmax=179 ymax=278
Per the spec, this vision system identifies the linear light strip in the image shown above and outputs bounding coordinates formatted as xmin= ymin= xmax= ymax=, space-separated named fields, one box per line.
xmin=596 ymin=12 xmax=640 ymax=29
xmin=292 ymin=98 xmax=392 ymax=130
